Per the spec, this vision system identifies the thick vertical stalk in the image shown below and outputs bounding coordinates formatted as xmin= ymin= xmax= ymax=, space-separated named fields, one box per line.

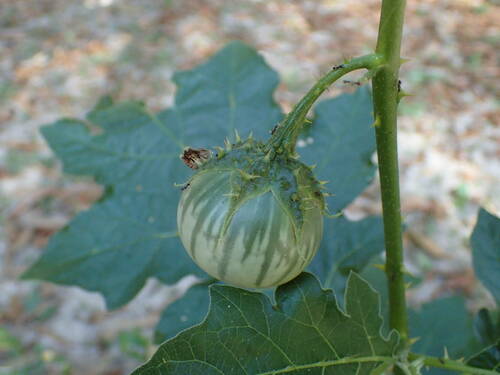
xmin=372 ymin=0 xmax=408 ymax=343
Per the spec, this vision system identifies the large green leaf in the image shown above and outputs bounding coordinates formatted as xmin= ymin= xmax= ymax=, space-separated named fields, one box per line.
xmin=409 ymin=296 xmax=478 ymax=375
xmin=467 ymin=341 xmax=500 ymax=372
xmin=470 ymin=308 xmax=500 ymax=372
xmin=133 ymin=273 xmax=400 ymax=375
xmin=22 ymin=42 xmax=282 ymax=309
xmin=298 ymin=87 xmax=376 ymax=213
xmin=471 ymin=208 xmax=500 ymax=303
xmin=360 ymin=261 xmax=390 ymax=323
xmin=154 ymin=280 xmax=214 ymax=343
xmin=308 ymin=215 xmax=385 ymax=298
xmin=474 ymin=308 xmax=500 ymax=346
xmin=410 ymin=297 xmax=475 ymax=356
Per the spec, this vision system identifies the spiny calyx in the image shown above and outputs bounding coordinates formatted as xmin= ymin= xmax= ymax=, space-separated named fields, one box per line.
xmin=185 ymin=136 xmax=325 ymax=233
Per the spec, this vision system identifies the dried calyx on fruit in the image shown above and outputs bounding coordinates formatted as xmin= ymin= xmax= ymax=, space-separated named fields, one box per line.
xmin=177 ymin=129 xmax=327 ymax=288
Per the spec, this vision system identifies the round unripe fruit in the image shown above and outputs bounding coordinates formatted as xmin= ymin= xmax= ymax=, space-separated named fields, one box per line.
xmin=177 ymin=138 xmax=324 ymax=288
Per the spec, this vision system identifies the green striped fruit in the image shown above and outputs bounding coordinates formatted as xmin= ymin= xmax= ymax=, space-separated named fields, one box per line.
xmin=177 ymin=137 xmax=324 ymax=288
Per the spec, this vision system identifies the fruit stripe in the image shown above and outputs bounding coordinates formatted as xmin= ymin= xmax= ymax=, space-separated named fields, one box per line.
xmin=254 ymin=197 xmax=288 ymax=287
xmin=215 ymin=191 xmax=268 ymax=281
xmin=180 ymin=171 xmax=228 ymax=222
xmin=217 ymin=191 xmax=313 ymax=287
xmin=217 ymin=193 xmax=280 ymax=286
xmin=268 ymin=210 xmax=318 ymax=286
xmin=189 ymin=193 xmax=226 ymax=262
xmin=180 ymin=171 xmax=231 ymax=261
xmin=178 ymin=169 xmax=323 ymax=288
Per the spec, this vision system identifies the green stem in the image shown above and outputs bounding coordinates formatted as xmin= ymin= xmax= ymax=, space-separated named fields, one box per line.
xmin=371 ymin=0 xmax=408 ymax=344
xmin=266 ymin=54 xmax=382 ymax=156
xmin=408 ymin=353 xmax=498 ymax=375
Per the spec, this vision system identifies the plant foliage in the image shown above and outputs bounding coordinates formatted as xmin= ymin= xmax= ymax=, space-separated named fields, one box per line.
xmin=134 ymin=273 xmax=400 ymax=375
xmin=24 ymin=42 xmax=380 ymax=316
xmin=471 ymin=208 xmax=500 ymax=303
xmin=23 ymin=42 xmax=500 ymax=374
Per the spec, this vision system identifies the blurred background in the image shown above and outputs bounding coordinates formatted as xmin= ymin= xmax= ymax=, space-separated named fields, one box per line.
xmin=0 ymin=0 xmax=498 ymax=374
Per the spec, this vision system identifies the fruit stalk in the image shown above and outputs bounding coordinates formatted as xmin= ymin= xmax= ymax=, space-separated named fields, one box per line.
xmin=266 ymin=54 xmax=382 ymax=156
xmin=372 ymin=0 xmax=408 ymax=345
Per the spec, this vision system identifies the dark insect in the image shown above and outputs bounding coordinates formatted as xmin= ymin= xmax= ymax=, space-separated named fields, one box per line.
xmin=343 ymin=80 xmax=361 ymax=86
xmin=332 ymin=64 xmax=345 ymax=70
xmin=397 ymin=79 xmax=402 ymax=92
xmin=181 ymin=147 xmax=211 ymax=169
xmin=270 ymin=124 xmax=279 ymax=135
xmin=181 ymin=182 xmax=191 ymax=191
